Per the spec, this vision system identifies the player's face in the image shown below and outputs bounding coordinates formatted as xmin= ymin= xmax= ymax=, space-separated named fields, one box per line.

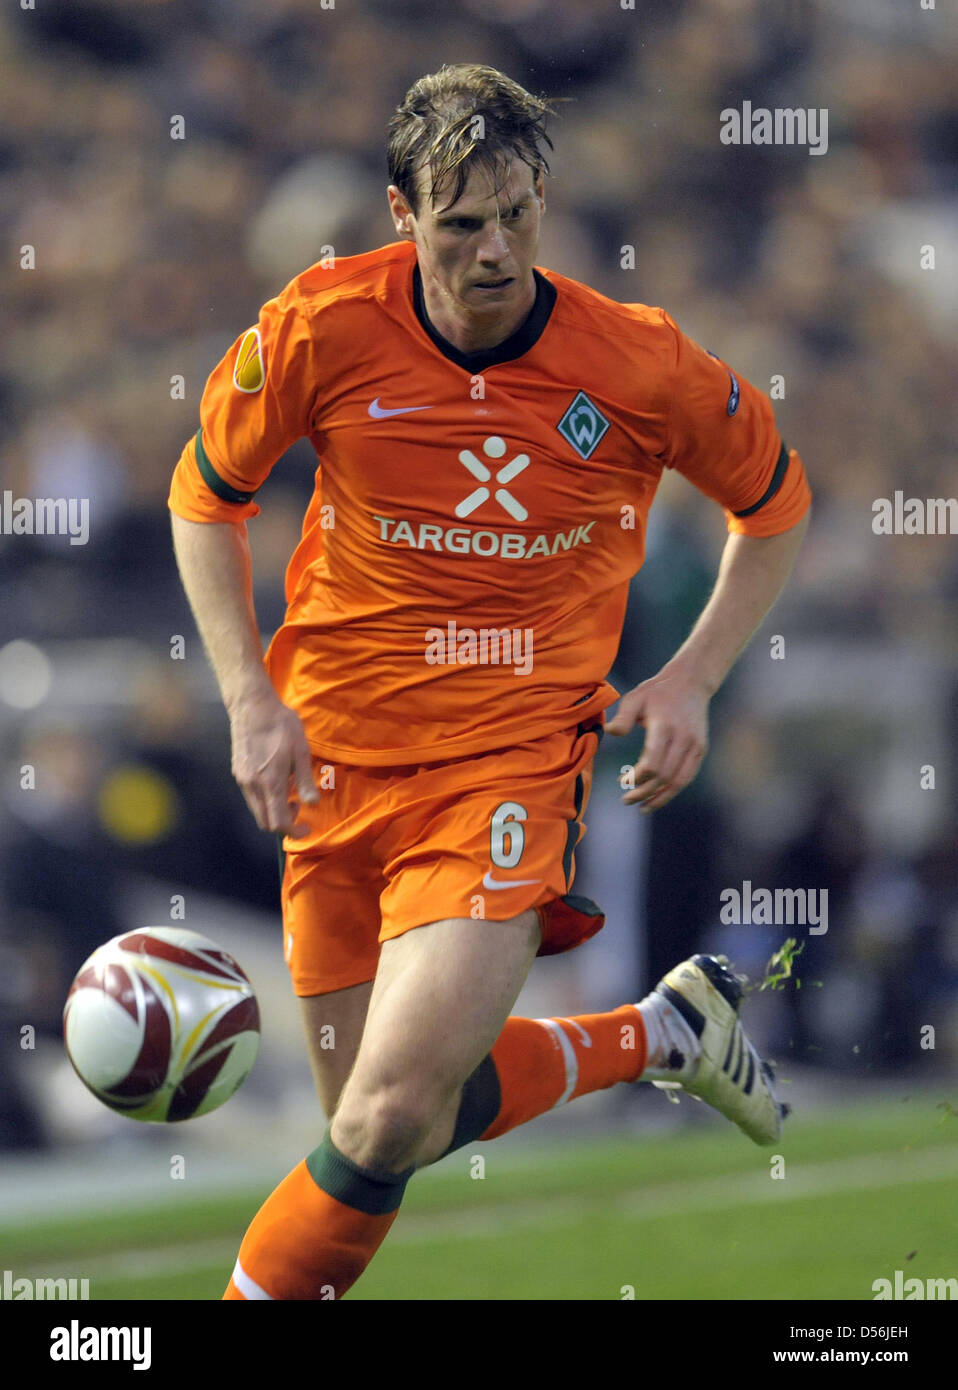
xmin=388 ymin=160 xmax=545 ymax=345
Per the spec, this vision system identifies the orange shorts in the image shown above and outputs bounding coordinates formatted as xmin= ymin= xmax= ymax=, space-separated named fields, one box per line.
xmin=280 ymin=718 xmax=606 ymax=996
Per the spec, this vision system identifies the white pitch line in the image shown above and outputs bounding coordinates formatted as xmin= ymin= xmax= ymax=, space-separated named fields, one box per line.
xmin=16 ymin=1144 xmax=957 ymax=1287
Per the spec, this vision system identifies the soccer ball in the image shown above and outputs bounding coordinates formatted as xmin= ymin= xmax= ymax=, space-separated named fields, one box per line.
xmin=63 ymin=927 xmax=260 ymax=1122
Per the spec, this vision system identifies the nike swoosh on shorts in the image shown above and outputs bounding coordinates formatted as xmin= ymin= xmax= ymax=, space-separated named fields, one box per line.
xmin=482 ymin=872 xmax=541 ymax=890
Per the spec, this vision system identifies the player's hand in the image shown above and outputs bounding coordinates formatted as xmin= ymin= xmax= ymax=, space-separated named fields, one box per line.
xmin=605 ymin=668 xmax=711 ymax=813
xmin=228 ymin=690 xmax=320 ymax=837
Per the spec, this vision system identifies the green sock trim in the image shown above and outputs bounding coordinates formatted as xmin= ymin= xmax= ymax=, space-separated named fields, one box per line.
xmin=440 ymin=1054 xmax=502 ymax=1158
xmin=305 ymin=1132 xmax=414 ymax=1215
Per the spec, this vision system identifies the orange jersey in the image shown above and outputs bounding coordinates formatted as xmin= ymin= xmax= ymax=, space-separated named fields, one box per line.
xmin=169 ymin=241 xmax=810 ymax=766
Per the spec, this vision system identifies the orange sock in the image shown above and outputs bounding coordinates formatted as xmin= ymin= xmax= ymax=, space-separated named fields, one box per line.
xmin=223 ymin=1136 xmax=413 ymax=1300
xmin=442 ymin=1005 xmax=647 ymax=1153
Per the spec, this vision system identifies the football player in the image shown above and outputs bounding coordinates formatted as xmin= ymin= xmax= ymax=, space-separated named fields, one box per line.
xmin=169 ymin=63 xmax=810 ymax=1301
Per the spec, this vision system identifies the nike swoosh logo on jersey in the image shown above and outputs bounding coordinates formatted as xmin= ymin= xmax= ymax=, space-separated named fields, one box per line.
xmin=482 ymin=872 xmax=541 ymax=890
xmin=368 ymin=398 xmax=434 ymax=419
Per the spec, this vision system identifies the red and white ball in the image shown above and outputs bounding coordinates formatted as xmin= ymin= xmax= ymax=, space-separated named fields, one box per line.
xmin=63 ymin=927 xmax=260 ymax=1122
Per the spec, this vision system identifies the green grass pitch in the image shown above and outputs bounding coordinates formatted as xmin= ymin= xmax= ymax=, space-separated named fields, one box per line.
xmin=2 ymin=1098 xmax=956 ymax=1300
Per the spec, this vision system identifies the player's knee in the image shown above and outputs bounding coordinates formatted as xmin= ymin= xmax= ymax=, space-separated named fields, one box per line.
xmin=333 ymin=1085 xmax=443 ymax=1171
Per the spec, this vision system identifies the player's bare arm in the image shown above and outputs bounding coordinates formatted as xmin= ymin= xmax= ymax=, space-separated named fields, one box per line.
xmin=170 ymin=513 xmax=318 ymax=836
xmin=607 ymin=510 xmax=810 ymax=813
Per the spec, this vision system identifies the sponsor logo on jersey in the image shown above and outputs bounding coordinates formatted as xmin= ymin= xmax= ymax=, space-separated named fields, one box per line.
xmin=457 ymin=436 xmax=530 ymax=520
xmin=373 ymin=431 xmax=599 ymax=560
xmin=368 ymin=398 xmax=434 ymax=419
xmin=233 ymin=328 xmax=265 ymax=393
xmin=556 ymin=391 xmax=610 ymax=460
xmin=373 ymin=515 xmax=596 ymax=559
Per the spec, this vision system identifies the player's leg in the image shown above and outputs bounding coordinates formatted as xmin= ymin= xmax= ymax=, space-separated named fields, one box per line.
xmin=285 ymin=728 xmax=783 ymax=1170
xmin=225 ymin=908 xmax=540 ymax=1301
xmin=299 ymin=984 xmax=372 ymax=1118
xmin=396 ymin=720 xmax=646 ymax=1161
xmin=295 ymin=957 xmax=779 ymax=1168
xmin=397 ymin=718 xmax=786 ymax=1165
xmin=410 ymin=891 xmax=654 ymax=1167
xmin=280 ymin=821 xmax=383 ymax=1118
xmin=375 ymin=719 xmax=648 ymax=1167
xmin=304 ymin=722 xmax=656 ymax=1178
xmin=416 ymin=949 xmax=786 ymax=1168
xmin=329 ymin=909 xmax=541 ymax=1168
xmin=228 ymin=733 xmax=782 ymax=1301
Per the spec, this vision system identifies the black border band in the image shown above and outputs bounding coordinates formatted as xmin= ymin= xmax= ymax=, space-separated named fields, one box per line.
xmin=305 ymin=1132 xmax=414 ymax=1215
xmin=732 ymin=440 xmax=790 ymax=518
xmin=194 ymin=427 xmax=257 ymax=504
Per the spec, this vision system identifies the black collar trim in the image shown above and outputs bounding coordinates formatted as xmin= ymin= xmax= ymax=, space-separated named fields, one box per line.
xmin=412 ymin=263 xmax=556 ymax=372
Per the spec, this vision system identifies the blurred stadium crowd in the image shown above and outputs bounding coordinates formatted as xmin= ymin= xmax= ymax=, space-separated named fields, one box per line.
xmin=1 ymin=0 xmax=955 ymax=1148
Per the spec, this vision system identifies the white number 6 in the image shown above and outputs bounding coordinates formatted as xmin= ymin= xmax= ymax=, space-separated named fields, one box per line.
xmin=490 ymin=801 xmax=527 ymax=869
